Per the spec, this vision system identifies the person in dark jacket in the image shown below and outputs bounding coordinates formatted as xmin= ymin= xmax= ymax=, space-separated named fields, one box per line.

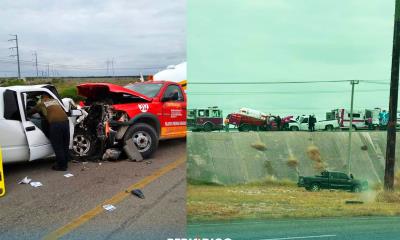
xmin=31 ymin=93 xmax=70 ymax=171
xmin=275 ymin=115 xmax=282 ymax=131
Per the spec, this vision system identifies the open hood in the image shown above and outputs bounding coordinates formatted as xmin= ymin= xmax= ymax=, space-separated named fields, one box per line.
xmin=77 ymin=83 xmax=152 ymax=102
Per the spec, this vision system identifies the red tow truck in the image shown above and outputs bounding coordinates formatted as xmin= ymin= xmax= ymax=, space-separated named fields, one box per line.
xmin=225 ymin=108 xmax=293 ymax=131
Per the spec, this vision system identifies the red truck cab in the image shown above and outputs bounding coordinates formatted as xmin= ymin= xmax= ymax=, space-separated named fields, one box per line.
xmin=75 ymin=81 xmax=186 ymax=158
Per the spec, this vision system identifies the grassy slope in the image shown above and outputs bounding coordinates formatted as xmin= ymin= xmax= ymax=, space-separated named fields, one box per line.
xmin=187 ymin=183 xmax=400 ymax=222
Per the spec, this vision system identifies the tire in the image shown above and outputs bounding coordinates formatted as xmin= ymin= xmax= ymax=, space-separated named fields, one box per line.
xmin=310 ymin=184 xmax=320 ymax=192
xmin=352 ymin=185 xmax=361 ymax=193
xmin=305 ymin=187 xmax=311 ymax=191
xmin=325 ymin=125 xmax=334 ymax=131
xmin=239 ymin=124 xmax=251 ymax=132
xmin=290 ymin=126 xmax=299 ymax=131
xmin=70 ymin=129 xmax=100 ymax=160
xmin=203 ymin=122 xmax=213 ymax=132
xmin=123 ymin=123 xmax=158 ymax=159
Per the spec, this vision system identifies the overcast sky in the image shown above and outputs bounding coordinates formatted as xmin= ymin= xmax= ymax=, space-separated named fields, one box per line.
xmin=0 ymin=0 xmax=186 ymax=77
xmin=188 ymin=0 xmax=396 ymax=119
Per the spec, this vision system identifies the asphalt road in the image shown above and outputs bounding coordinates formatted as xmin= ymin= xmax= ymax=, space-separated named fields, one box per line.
xmin=0 ymin=139 xmax=186 ymax=240
xmin=188 ymin=216 xmax=400 ymax=240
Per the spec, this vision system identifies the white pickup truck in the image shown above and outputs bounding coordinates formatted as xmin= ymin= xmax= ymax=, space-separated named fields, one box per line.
xmin=0 ymin=84 xmax=83 ymax=163
xmin=288 ymin=115 xmax=339 ymax=131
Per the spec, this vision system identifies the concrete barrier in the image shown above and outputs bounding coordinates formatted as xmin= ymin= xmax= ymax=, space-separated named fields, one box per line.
xmin=187 ymin=132 xmax=400 ymax=185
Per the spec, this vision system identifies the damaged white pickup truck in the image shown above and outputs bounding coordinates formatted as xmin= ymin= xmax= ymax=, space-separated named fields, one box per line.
xmin=0 ymin=84 xmax=84 ymax=164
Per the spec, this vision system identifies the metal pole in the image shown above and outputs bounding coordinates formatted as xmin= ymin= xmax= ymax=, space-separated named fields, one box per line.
xmin=384 ymin=0 xmax=400 ymax=191
xmin=15 ymin=35 xmax=20 ymax=79
xmin=347 ymin=80 xmax=359 ymax=175
xmin=34 ymin=51 xmax=38 ymax=77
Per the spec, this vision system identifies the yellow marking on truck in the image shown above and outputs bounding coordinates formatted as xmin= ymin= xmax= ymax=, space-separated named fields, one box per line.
xmin=0 ymin=147 xmax=5 ymax=197
xmin=43 ymin=155 xmax=185 ymax=240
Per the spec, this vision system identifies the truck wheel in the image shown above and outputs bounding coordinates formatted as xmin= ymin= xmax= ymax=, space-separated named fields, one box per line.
xmin=71 ymin=130 xmax=99 ymax=160
xmin=325 ymin=125 xmax=333 ymax=131
xmin=239 ymin=124 xmax=251 ymax=132
xmin=290 ymin=126 xmax=299 ymax=131
xmin=310 ymin=184 xmax=320 ymax=192
xmin=123 ymin=123 xmax=158 ymax=159
xmin=352 ymin=186 xmax=361 ymax=193
xmin=203 ymin=122 xmax=213 ymax=132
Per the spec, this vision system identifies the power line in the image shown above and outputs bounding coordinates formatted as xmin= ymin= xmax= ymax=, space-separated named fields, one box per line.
xmin=188 ymin=89 xmax=391 ymax=95
xmin=190 ymin=80 xmax=390 ymax=85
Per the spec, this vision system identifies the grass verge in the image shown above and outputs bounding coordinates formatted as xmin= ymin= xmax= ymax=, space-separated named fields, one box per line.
xmin=187 ymin=182 xmax=400 ymax=222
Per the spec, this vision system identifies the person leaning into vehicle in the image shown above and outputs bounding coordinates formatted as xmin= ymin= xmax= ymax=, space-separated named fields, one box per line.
xmin=30 ymin=93 xmax=70 ymax=171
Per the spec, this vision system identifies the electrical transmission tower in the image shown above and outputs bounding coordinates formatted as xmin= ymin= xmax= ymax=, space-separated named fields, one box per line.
xmin=8 ymin=34 xmax=21 ymax=79
xmin=33 ymin=51 xmax=39 ymax=77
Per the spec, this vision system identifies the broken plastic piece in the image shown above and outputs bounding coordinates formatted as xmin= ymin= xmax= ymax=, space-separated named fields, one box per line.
xmin=64 ymin=173 xmax=74 ymax=178
xmin=30 ymin=182 xmax=43 ymax=188
xmin=103 ymin=204 xmax=116 ymax=211
xmin=131 ymin=189 xmax=145 ymax=199
xmin=123 ymin=139 xmax=143 ymax=162
xmin=19 ymin=176 xmax=32 ymax=184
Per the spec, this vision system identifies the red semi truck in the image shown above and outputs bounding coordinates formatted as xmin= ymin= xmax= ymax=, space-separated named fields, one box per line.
xmin=225 ymin=108 xmax=293 ymax=131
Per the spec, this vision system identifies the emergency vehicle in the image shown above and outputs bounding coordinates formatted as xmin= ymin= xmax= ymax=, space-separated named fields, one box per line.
xmin=187 ymin=107 xmax=224 ymax=131
xmin=327 ymin=108 xmax=381 ymax=130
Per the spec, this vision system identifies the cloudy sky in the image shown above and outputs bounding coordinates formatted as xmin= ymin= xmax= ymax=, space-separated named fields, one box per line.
xmin=188 ymin=0 xmax=396 ymax=119
xmin=0 ymin=0 xmax=186 ymax=77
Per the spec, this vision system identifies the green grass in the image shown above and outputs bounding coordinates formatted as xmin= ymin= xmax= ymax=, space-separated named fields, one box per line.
xmin=0 ymin=78 xmax=136 ymax=101
xmin=187 ymin=182 xmax=400 ymax=222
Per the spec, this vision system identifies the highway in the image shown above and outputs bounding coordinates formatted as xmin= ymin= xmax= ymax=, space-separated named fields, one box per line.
xmin=0 ymin=139 xmax=186 ymax=240
xmin=188 ymin=216 xmax=400 ymax=240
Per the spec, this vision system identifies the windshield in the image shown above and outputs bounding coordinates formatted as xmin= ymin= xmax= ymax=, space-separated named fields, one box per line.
xmin=125 ymin=83 xmax=163 ymax=98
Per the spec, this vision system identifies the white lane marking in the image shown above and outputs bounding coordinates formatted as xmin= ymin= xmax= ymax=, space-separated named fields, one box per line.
xmin=188 ymin=216 xmax=397 ymax=227
xmin=260 ymin=235 xmax=336 ymax=240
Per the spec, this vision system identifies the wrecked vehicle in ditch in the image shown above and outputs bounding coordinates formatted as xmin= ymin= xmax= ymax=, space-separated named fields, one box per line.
xmin=71 ymin=81 xmax=187 ymax=160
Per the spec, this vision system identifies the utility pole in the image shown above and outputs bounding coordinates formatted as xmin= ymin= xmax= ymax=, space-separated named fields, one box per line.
xmin=8 ymin=34 xmax=21 ymax=79
xmin=33 ymin=51 xmax=39 ymax=77
xmin=106 ymin=59 xmax=110 ymax=75
xmin=385 ymin=0 xmax=400 ymax=191
xmin=111 ymin=58 xmax=115 ymax=77
xmin=347 ymin=80 xmax=359 ymax=175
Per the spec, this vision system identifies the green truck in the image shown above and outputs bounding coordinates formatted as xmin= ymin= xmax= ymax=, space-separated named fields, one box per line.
xmin=298 ymin=171 xmax=368 ymax=192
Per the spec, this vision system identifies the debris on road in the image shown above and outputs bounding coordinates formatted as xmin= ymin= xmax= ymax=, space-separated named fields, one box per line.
xmin=131 ymin=189 xmax=145 ymax=199
xmin=145 ymin=160 xmax=152 ymax=165
xmin=103 ymin=204 xmax=116 ymax=212
xmin=64 ymin=173 xmax=74 ymax=178
xmin=30 ymin=182 xmax=43 ymax=188
xmin=102 ymin=148 xmax=121 ymax=161
xmin=124 ymin=138 xmax=143 ymax=162
xmin=18 ymin=176 xmax=32 ymax=184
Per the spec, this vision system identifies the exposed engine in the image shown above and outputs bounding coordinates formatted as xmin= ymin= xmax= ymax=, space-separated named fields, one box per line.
xmin=71 ymin=103 xmax=128 ymax=159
